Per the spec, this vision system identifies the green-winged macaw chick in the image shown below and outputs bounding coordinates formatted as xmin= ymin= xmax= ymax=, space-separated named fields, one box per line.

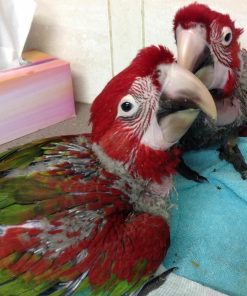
xmin=173 ymin=2 xmax=247 ymax=181
xmin=0 ymin=45 xmax=215 ymax=296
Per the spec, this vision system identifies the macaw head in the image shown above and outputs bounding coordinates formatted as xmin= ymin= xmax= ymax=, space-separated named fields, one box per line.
xmin=174 ymin=3 xmax=243 ymax=96
xmin=90 ymin=45 xmax=216 ymax=183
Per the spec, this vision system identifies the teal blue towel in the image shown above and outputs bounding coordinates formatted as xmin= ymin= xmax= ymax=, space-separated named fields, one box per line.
xmin=164 ymin=137 xmax=247 ymax=296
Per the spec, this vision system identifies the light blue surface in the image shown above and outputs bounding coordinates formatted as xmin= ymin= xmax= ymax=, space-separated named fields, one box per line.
xmin=164 ymin=137 xmax=247 ymax=296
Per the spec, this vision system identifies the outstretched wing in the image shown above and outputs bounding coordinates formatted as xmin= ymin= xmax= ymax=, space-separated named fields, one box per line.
xmin=0 ymin=135 xmax=102 ymax=224
xmin=0 ymin=135 xmax=95 ymax=177
xmin=0 ymin=135 xmax=170 ymax=295
xmin=0 ymin=207 xmax=169 ymax=296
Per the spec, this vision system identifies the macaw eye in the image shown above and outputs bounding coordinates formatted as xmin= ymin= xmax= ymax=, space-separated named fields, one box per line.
xmin=121 ymin=102 xmax=133 ymax=112
xmin=117 ymin=95 xmax=139 ymax=117
xmin=222 ymin=27 xmax=232 ymax=46
xmin=156 ymin=69 xmax=162 ymax=77
xmin=156 ymin=65 xmax=167 ymax=84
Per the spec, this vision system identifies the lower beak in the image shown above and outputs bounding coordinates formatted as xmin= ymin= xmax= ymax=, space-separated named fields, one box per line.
xmin=159 ymin=109 xmax=200 ymax=149
xmin=157 ymin=62 xmax=217 ymax=149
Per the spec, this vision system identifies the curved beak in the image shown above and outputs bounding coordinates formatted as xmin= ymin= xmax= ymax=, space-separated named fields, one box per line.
xmin=176 ymin=24 xmax=208 ymax=72
xmin=157 ymin=62 xmax=217 ymax=149
xmin=176 ymin=25 xmax=229 ymax=91
xmin=160 ymin=63 xmax=217 ymax=120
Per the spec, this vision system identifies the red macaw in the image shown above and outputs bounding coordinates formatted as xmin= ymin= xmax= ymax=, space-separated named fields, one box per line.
xmin=173 ymin=3 xmax=247 ymax=181
xmin=0 ymin=45 xmax=215 ymax=295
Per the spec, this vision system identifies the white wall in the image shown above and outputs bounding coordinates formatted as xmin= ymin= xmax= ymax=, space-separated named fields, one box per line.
xmin=26 ymin=0 xmax=247 ymax=103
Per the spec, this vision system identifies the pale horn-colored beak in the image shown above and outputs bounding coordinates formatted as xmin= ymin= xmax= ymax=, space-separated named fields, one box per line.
xmin=157 ymin=62 xmax=217 ymax=149
xmin=158 ymin=108 xmax=200 ymax=150
xmin=159 ymin=63 xmax=217 ymax=120
xmin=176 ymin=24 xmax=208 ymax=72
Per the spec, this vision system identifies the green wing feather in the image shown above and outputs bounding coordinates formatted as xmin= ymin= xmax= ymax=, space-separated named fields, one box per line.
xmin=0 ymin=135 xmax=99 ymax=224
xmin=0 ymin=139 xmax=52 ymax=174
xmin=0 ymin=135 xmax=168 ymax=296
xmin=0 ymin=135 xmax=89 ymax=175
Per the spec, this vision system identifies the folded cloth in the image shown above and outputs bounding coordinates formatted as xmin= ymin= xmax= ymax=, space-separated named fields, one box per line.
xmin=148 ymin=272 xmax=226 ymax=296
xmin=164 ymin=137 xmax=247 ymax=296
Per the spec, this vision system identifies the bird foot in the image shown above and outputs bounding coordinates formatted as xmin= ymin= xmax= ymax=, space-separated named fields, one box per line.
xmin=218 ymin=145 xmax=247 ymax=180
xmin=188 ymin=172 xmax=208 ymax=183
xmin=241 ymin=170 xmax=247 ymax=180
xmin=177 ymin=158 xmax=208 ymax=183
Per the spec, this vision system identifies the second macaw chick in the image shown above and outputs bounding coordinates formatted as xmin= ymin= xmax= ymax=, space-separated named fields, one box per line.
xmin=173 ymin=2 xmax=247 ymax=181
xmin=0 ymin=45 xmax=215 ymax=295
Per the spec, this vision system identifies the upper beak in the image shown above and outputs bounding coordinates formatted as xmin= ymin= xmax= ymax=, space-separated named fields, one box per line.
xmin=157 ymin=62 xmax=217 ymax=149
xmin=176 ymin=25 xmax=208 ymax=72
xmin=159 ymin=63 xmax=217 ymax=120
xmin=176 ymin=26 xmax=228 ymax=91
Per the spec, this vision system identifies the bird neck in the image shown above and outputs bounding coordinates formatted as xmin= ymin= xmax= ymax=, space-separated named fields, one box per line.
xmin=94 ymin=131 xmax=181 ymax=183
xmin=92 ymin=143 xmax=175 ymax=220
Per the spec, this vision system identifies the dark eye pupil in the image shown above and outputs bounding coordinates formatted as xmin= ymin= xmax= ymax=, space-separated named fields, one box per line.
xmin=156 ymin=69 xmax=161 ymax=77
xmin=224 ymin=32 xmax=231 ymax=43
xmin=121 ymin=102 xmax=133 ymax=112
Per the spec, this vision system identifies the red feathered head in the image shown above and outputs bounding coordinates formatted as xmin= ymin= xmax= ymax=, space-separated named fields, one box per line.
xmin=174 ymin=2 xmax=243 ymax=96
xmin=90 ymin=46 xmax=174 ymax=142
xmin=90 ymin=45 xmax=216 ymax=183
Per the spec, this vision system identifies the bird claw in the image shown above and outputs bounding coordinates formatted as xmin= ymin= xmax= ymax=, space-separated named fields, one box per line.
xmin=135 ymin=267 xmax=177 ymax=296
xmin=177 ymin=158 xmax=208 ymax=183
xmin=218 ymin=145 xmax=247 ymax=180
xmin=186 ymin=171 xmax=208 ymax=183
xmin=195 ymin=174 xmax=208 ymax=183
xmin=241 ymin=171 xmax=247 ymax=180
xmin=218 ymin=149 xmax=225 ymax=161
